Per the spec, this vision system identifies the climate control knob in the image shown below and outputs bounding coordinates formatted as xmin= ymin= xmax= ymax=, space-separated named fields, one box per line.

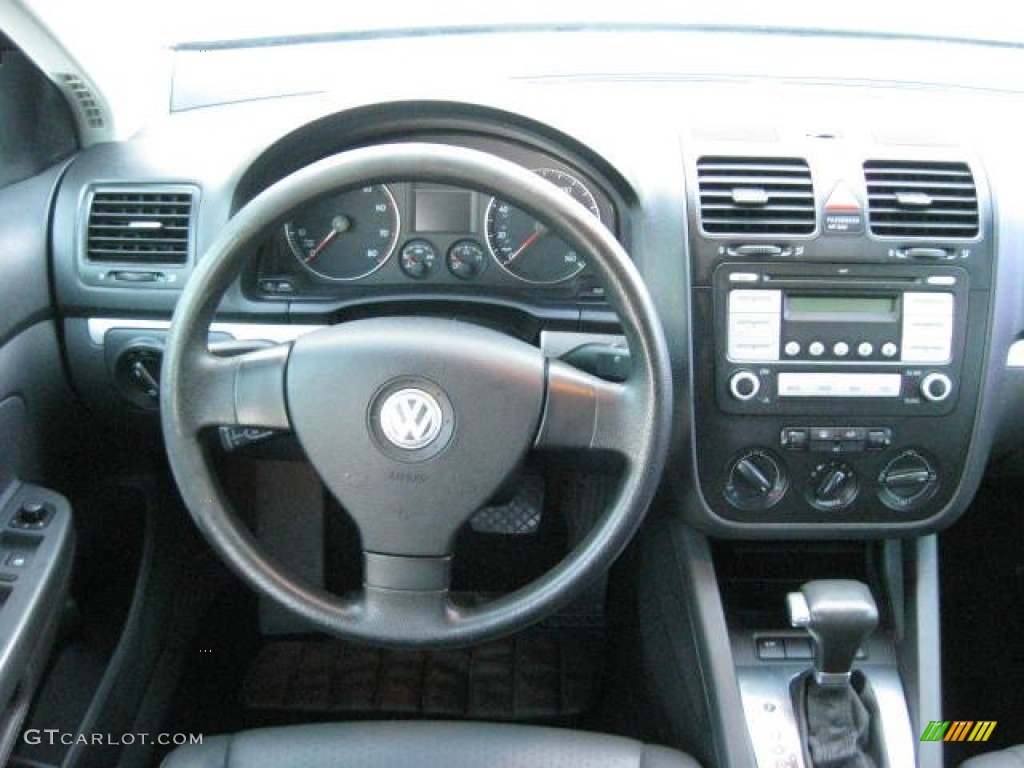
xmin=878 ymin=450 xmax=938 ymax=510
xmin=920 ymin=372 xmax=953 ymax=402
xmin=729 ymin=370 xmax=761 ymax=401
xmin=807 ymin=460 xmax=859 ymax=511
xmin=724 ymin=449 xmax=787 ymax=511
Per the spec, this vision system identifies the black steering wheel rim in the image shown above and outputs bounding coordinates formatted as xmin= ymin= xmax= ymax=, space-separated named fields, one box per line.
xmin=161 ymin=142 xmax=672 ymax=648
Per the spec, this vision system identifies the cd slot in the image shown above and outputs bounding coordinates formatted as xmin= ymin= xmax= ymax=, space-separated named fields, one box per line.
xmin=763 ymin=275 xmax=923 ymax=287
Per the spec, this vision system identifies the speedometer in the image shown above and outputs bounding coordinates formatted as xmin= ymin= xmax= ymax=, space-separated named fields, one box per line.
xmin=485 ymin=168 xmax=601 ymax=284
xmin=285 ymin=184 xmax=399 ymax=281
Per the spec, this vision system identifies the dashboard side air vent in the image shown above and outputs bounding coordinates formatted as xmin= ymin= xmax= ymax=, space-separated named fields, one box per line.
xmin=697 ymin=157 xmax=815 ymax=236
xmin=85 ymin=187 xmax=196 ymax=265
xmin=864 ymin=160 xmax=979 ymax=238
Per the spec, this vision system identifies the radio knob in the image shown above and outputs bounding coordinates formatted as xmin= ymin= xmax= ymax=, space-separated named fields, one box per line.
xmin=729 ymin=371 xmax=761 ymax=401
xmin=920 ymin=372 xmax=953 ymax=402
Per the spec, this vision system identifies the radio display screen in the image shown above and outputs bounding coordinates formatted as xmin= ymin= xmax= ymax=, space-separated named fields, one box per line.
xmin=786 ymin=295 xmax=897 ymax=320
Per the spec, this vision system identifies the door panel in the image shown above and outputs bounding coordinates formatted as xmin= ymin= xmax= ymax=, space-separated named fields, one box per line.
xmin=0 ymin=42 xmax=79 ymax=760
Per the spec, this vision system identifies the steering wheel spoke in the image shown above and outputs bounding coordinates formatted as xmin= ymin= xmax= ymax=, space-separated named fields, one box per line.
xmin=534 ymin=358 xmax=638 ymax=456
xmin=349 ymin=551 xmax=455 ymax=642
xmin=364 ymin=551 xmax=452 ymax=592
xmin=184 ymin=345 xmax=291 ymax=431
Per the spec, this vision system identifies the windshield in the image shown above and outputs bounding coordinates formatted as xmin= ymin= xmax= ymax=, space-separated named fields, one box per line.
xmin=21 ymin=0 xmax=1024 ymax=48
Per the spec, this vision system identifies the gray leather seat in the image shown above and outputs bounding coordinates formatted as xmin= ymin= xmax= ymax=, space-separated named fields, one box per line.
xmin=961 ymin=745 xmax=1024 ymax=767
xmin=160 ymin=721 xmax=701 ymax=768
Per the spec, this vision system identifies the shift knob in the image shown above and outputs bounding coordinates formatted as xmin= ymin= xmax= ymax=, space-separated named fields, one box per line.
xmin=787 ymin=579 xmax=878 ymax=687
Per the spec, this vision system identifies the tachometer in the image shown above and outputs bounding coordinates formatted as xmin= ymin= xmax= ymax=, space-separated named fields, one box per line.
xmin=285 ymin=184 xmax=399 ymax=281
xmin=485 ymin=168 xmax=600 ymax=284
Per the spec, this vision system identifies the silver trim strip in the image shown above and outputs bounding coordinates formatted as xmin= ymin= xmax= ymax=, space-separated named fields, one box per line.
xmin=86 ymin=318 xmax=325 ymax=346
xmin=1008 ymin=340 xmax=1024 ymax=367
xmin=737 ymin=666 xmax=807 ymax=768
xmin=85 ymin=320 xmax=1024 ymax=376
xmin=737 ymin=663 xmax=916 ymax=768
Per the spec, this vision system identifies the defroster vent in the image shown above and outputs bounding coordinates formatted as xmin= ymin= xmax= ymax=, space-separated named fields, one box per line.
xmin=85 ymin=187 xmax=196 ymax=264
xmin=864 ymin=160 xmax=979 ymax=238
xmin=697 ymin=157 xmax=815 ymax=236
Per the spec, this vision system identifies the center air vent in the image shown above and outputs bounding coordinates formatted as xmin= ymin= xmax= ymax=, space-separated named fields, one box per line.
xmin=864 ymin=161 xmax=979 ymax=238
xmin=85 ymin=187 xmax=196 ymax=265
xmin=697 ymin=157 xmax=815 ymax=236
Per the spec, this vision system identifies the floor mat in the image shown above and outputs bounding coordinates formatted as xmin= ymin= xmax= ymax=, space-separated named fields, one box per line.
xmin=939 ymin=476 xmax=1024 ymax=765
xmin=241 ymin=624 xmax=604 ymax=721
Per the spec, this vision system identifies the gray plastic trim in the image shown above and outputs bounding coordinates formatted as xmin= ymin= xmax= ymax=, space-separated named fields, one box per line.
xmin=0 ymin=484 xmax=75 ymax=719
xmin=87 ymin=318 xmax=324 ymax=346
xmin=539 ymin=330 xmax=627 ymax=358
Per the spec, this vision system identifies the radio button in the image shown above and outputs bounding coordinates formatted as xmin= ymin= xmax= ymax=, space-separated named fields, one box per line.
xmin=729 ymin=370 xmax=762 ymax=401
xmin=808 ymin=341 xmax=825 ymax=357
xmin=881 ymin=342 xmax=898 ymax=358
xmin=857 ymin=342 xmax=874 ymax=358
xmin=920 ymin=372 xmax=953 ymax=402
xmin=833 ymin=342 xmax=850 ymax=357
xmin=784 ymin=341 xmax=801 ymax=357
xmin=728 ymin=272 xmax=760 ymax=283
xmin=902 ymin=292 xmax=954 ymax=363
xmin=730 ymin=289 xmax=782 ymax=313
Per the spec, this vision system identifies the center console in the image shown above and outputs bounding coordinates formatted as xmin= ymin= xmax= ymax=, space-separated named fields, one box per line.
xmin=655 ymin=147 xmax=995 ymax=768
xmin=683 ymin=150 xmax=993 ymax=534
xmin=716 ymin=541 xmax=924 ymax=768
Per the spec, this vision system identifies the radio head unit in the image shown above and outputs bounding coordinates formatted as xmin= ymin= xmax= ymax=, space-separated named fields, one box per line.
xmin=716 ymin=262 xmax=967 ymax=415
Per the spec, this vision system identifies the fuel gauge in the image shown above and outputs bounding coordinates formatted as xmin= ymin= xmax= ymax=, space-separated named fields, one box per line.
xmin=446 ymin=240 xmax=486 ymax=280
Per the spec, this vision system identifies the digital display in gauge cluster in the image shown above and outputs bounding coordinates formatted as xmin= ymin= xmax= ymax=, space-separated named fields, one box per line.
xmin=414 ymin=188 xmax=474 ymax=233
xmin=253 ymin=159 xmax=617 ymax=298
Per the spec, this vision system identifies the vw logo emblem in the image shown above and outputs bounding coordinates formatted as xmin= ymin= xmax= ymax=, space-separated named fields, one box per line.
xmin=379 ymin=388 xmax=444 ymax=450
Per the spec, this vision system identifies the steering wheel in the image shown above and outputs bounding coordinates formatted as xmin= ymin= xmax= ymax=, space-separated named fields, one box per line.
xmin=161 ymin=143 xmax=672 ymax=648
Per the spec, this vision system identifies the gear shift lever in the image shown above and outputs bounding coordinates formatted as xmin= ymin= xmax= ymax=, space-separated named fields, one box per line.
xmin=787 ymin=579 xmax=878 ymax=687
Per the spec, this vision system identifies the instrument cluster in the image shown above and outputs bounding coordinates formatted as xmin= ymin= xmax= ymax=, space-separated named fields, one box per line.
xmin=250 ymin=146 xmax=617 ymax=301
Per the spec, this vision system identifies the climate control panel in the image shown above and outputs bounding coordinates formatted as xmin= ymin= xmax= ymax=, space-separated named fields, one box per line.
xmin=722 ymin=435 xmax=940 ymax=519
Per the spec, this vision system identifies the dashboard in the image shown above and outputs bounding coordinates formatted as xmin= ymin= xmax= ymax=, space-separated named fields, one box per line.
xmin=48 ymin=27 xmax=1024 ymax=540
